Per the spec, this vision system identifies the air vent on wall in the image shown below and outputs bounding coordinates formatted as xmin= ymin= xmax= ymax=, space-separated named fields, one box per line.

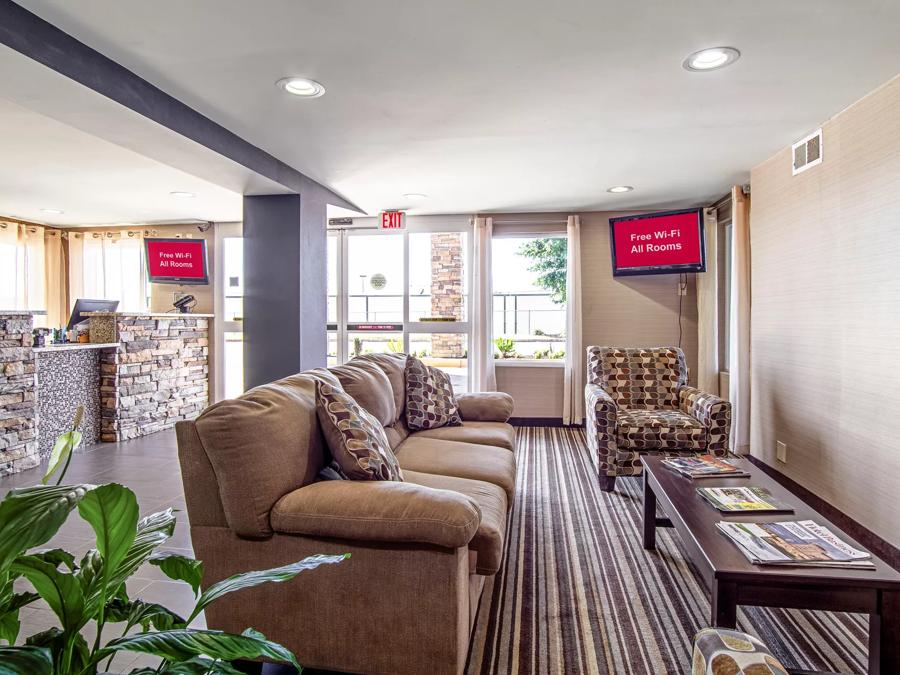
xmin=792 ymin=128 xmax=823 ymax=175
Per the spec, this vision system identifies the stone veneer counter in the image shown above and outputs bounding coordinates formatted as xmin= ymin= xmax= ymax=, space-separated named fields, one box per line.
xmin=33 ymin=343 xmax=120 ymax=459
xmin=87 ymin=312 xmax=212 ymax=442
xmin=0 ymin=311 xmax=40 ymax=475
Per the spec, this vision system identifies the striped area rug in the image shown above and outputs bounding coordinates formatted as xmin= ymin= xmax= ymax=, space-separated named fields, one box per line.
xmin=465 ymin=427 xmax=868 ymax=674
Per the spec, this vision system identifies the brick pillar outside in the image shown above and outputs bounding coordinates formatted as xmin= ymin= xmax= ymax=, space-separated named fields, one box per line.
xmin=430 ymin=233 xmax=464 ymax=358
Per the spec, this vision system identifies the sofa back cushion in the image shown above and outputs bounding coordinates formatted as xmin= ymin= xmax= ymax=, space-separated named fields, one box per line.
xmin=329 ymin=360 xmax=396 ymax=427
xmin=587 ymin=346 xmax=687 ymax=409
xmin=193 ymin=373 xmax=326 ymax=538
xmin=350 ymin=353 xmax=407 ymax=423
xmin=315 ymin=378 xmax=404 ymax=481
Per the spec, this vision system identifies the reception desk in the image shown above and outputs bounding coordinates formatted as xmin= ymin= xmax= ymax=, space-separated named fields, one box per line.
xmin=0 ymin=309 xmax=211 ymax=475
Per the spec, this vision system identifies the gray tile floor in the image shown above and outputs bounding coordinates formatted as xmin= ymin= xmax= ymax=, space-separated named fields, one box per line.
xmin=1 ymin=430 xmax=203 ymax=673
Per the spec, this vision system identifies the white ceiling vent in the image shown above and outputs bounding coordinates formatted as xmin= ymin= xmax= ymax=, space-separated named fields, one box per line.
xmin=792 ymin=128 xmax=823 ymax=175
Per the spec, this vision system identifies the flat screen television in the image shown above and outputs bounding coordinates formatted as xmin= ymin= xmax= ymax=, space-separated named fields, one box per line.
xmin=609 ymin=208 xmax=706 ymax=276
xmin=144 ymin=238 xmax=209 ymax=285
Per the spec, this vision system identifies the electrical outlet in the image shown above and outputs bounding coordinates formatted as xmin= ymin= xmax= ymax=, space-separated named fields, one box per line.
xmin=776 ymin=441 xmax=788 ymax=463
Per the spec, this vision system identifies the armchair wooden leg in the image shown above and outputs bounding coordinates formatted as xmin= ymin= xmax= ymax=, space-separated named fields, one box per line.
xmin=599 ymin=475 xmax=617 ymax=492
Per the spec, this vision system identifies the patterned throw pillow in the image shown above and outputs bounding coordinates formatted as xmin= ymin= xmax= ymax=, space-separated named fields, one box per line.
xmin=405 ymin=355 xmax=463 ymax=431
xmin=315 ymin=379 xmax=404 ymax=481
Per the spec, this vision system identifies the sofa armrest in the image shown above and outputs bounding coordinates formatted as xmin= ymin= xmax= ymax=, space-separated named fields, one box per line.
xmin=456 ymin=392 xmax=514 ymax=422
xmin=679 ymin=386 xmax=732 ymax=455
xmin=271 ymin=480 xmax=481 ymax=549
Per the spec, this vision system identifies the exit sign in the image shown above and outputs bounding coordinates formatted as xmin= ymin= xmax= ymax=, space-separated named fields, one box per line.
xmin=379 ymin=211 xmax=406 ymax=230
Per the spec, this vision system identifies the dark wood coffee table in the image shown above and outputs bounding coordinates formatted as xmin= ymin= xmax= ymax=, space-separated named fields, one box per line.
xmin=640 ymin=455 xmax=900 ymax=675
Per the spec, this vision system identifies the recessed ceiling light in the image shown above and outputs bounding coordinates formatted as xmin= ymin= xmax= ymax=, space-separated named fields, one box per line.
xmin=41 ymin=208 xmax=64 ymax=214
xmin=277 ymin=77 xmax=326 ymax=98
xmin=683 ymin=47 xmax=740 ymax=72
xmin=170 ymin=191 xmax=196 ymax=198
xmin=402 ymin=193 xmax=428 ymax=200
xmin=607 ymin=185 xmax=634 ymax=194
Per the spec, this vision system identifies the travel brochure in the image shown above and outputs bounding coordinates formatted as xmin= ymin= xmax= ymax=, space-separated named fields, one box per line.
xmin=697 ymin=486 xmax=794 ymax=513
xmin=662 ymin=455 xmax=750 ymax=479
xmin=717 ymin=520 xmax=875 ymax=569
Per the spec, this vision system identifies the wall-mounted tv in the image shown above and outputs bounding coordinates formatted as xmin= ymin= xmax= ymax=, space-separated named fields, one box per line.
xmin=609 ymin=208 xmax=706 ymax=276
xmin=145 ymin=238 xmax=209 ymax=285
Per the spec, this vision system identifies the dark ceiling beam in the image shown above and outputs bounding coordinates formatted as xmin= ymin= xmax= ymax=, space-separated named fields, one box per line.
xmin=0 ymin=0 xmax=362 ymax=213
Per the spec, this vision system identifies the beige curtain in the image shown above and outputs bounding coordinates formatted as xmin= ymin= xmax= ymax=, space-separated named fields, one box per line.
xmin=470 ymin=216 xmax=497 ymax=391
xmin=696 ymin=207 xmax=719 ymax=394
xmin=68 ymin=229 xmax=148 ymax=312
xmin=562 ymin=215 xmax=583 ymax=425
xmin=0 ymin=221 xmax=46 ymax=317
xmin=44 ymin=229 xmax=67 ymax=328
xmin=728 ymin=186 xmax=751 ymax=454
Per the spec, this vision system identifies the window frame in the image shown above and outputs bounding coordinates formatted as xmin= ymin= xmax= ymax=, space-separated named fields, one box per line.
xmin=490 ymin=230 xmax=568 ymax=366
xmin=327 ymin=216 xmax=472 ymax=382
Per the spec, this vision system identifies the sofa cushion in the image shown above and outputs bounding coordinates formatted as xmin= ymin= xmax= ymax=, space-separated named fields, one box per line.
xmin=329 ymin=360 xmax=396 ymax=427
xmin=405 ymin=356 xmax=462 ymax=430
xmin=394 ymin=436 xmax=516 ymax=502
xmin=411 ymin=421 xmax=515 ymax=451
xmin=456 ymin=392 xmax=515 ymax=423
xmin=383 ymin=417 xmax=411 ymax=450
xmin=271 ymin=479 xmax=480 ymax=549
xmin=194 ymin=373 xmax=326 ymax=538
xmin=316 ymin=379 xmax=404 ymax=481
xmin=350 ymin=353 xmax=407 ymax=423
xmin=616 ymin=408 xmax=707 ymax=451
xmin=404 ymin=470 xmax=508 ymax=575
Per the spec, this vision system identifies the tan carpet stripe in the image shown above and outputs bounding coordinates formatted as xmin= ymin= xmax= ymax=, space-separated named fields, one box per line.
xmin=466 ymin=426 xmax=868 ymax=674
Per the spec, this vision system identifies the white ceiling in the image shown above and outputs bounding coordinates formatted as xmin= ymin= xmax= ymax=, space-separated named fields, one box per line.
xmin=0 ymin=94 xmax=244 ymax=226
xmin=9 ymin=0 xmax=900 ymax=217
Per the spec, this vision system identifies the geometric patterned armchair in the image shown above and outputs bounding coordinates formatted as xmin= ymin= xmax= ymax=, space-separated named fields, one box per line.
xmin=584 ymin=346 xmax=731 ymax=492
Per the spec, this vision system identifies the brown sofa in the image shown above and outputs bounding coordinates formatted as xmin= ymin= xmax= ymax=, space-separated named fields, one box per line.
xmin=175 ymin=353 xmax=516 ymax=675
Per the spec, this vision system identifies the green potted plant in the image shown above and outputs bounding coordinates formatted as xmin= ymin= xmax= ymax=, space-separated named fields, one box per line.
xmin=494 ymin=337 xmax=515 ymax=359
xmin=0 ymin=427 xmax=347 ymax=673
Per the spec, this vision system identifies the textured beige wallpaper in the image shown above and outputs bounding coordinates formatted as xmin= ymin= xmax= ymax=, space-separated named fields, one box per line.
xmin=749 ymin=75 xmax=900 ymax=547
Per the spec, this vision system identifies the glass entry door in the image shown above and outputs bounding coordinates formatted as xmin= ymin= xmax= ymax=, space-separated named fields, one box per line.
xmin=214 ymin=222 xmax=244 ymax=400
xmin=327 ymin=221 xmax=471 ymax=392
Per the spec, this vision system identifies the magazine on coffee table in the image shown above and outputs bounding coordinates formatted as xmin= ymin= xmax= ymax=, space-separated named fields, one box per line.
xmin=717 ymin=520 xmax=875 ymax=569
xmin=662 ymin=455 xmax=750 ymax=479
xmin=697 ymin=486 xmax=794 ymax=513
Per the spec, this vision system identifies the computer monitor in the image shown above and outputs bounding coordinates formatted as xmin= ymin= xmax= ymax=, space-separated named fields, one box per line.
xmin=67 ymin=299 xmax=119 ymax=330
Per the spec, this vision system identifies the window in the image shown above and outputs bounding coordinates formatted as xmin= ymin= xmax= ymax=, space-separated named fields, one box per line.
xmin=492 ymin=236 xmax=566 ymax=360
xmin=69 ymin=231 xmax=149 ymax=313
xmin=0 ymin=222 xmax=46 ymax=314
xmin=328 ymin=220 xmax=471 ymax=391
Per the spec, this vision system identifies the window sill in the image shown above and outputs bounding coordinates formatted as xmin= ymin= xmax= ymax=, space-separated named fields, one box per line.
xmin=494 ymin=359 xmax=564 ymax=368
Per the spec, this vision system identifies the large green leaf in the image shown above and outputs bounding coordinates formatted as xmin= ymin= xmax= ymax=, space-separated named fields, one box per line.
xmin=0 ymin=646 xmax=53 ymax=674
xmin=101 ymin=628 xmax=299 ymax=669
xmin=150 ymin=553 xmax=204 ymax=596
xmin=42 ymin=430 xmax=82 ymax=485
xmin=127 ymin=656 xmax=244 ymax=674
xmin=105 ymin=597 xmax=186 ymax=631
xmin=106 ymin=509 xmax=177 ymax=592
xmin=0 ymin=612 xmax=19 ymax=647
xmin=30 ymin=548 xmax=76 ymax=571
xmin=11 ymin=556 xmax=85 ymax=633
xmin=77 ymin=483 xmax=139 ymax=576
xmin=25 ymin=628 xmax=90 ymax=674
xmin=189 ymin=554 xmax=348 ymax=622
xmin=0 ymin=591 xmax=39 ymax=644
xmin=0 ymin=484 xmax=93 ymax=571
